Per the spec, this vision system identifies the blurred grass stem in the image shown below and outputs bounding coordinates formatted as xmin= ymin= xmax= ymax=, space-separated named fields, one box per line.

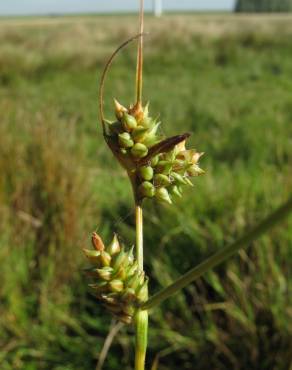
xmin=96 ymin=320 xmax=124 ymax=370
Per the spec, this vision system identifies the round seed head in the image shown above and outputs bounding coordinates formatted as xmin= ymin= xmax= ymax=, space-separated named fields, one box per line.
xmin=138 ymin=181 xmax=155 ymax=198
xmin=109 ymin=279 xmax=124 ymax=293
xmin=122 ymin=113 xmax=137 ymax=131
xmin=114 ymin=99 xmax=128 ymax=120
xmin=118 ymin=132 xmax=134 ymax=148
xmin=154 ymin=174 xmax=171 ymax=187
xmin=96 ymin=267 xmax=113 ymax=281
xmin=155 ymin=187 xmax=172 ymax=204
xmin=139 ymin=166 xmax=154 ymax=181
xmin=131 ymin=143 xmax=148 ymax=159
xmin=107 ymin=233 xmax=121 ymax=255
xmin=151 ymin=155 xmax=160 ymax=167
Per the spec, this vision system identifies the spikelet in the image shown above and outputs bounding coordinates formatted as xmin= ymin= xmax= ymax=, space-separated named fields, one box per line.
xmin=84 ymin=233 xmax=148 ymax=324
xmin=105 ymin=101 xmax=205 ymax=204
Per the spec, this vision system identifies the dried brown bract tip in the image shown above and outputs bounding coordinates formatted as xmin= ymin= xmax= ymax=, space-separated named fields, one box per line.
xmin=91 ymin=232 xmax=105 ymax=251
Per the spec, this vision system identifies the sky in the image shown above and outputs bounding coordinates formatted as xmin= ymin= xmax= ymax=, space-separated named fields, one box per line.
xmin=0 ymin=0 xmax=235 ymax=16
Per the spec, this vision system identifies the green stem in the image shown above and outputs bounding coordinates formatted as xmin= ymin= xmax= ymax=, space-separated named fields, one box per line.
xmin=134 ymin=2 xmax=148 ymax=368
xmin=136 ymin=204 xmax=144 ymax=268
xmin=136 ymin=0 xmax=144 ymax=105
xmin=135 ymin=204 xmax=148 ymax=370
xmin=142 ymin=196 xmax=292 ymax=310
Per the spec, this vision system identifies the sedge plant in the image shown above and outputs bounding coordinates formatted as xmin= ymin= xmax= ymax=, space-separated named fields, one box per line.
xmin=83 ymin=2 xmax=292 ymax=369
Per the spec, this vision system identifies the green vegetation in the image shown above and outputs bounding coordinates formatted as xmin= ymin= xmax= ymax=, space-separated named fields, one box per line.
xmin=235 ymin=0 xmax=292 ymax=12
xmin=0 ymin=14 xmax=291 ymax=370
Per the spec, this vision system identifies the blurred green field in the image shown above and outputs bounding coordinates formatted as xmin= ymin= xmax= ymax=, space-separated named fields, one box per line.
xmin=0 ymin=13 xmax=291 ymax=370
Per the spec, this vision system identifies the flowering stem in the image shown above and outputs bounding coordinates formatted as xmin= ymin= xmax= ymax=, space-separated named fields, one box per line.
xmin=135 ymin=203 xmax=148 ymax=370
xmin=141 ymin=195 xmax=292 ymax=310
xmin=135 ymin=204 xmax=144 ymax=268
xmin=136 ymin=0 xmax=144 ymax=105
xmin=134 ymin=2 xmax=148 ymax=368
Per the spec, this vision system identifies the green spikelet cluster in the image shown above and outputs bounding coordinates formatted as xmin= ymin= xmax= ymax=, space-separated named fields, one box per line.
xmin=138 ymin=140 xmax=205 ymax=204
xmin=105 ymin=100 xmax=205 ymax=204
xmin=107 ymin=100 xmax=161 ymax=160
xmin=84 ymin=232 xmax=148 ymax=324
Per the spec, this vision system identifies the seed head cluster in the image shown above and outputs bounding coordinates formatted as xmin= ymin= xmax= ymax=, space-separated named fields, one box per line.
xmin=84 ymin=232 xmax=148 ymax=324
xmin=105 ymin=100 xmax=205 ymax=204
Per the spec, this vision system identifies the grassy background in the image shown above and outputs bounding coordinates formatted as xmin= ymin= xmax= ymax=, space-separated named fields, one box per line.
xmin=0 ymin=13 xmax=291 ymax=370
